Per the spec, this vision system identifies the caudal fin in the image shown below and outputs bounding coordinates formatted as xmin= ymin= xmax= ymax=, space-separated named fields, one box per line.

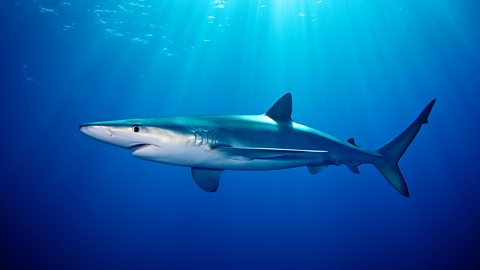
xmin=374 ymin=99 xmax=436 ymax=197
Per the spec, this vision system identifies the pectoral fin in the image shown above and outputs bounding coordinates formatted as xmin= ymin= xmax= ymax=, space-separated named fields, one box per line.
xmin=213 ymin=145 xmax=328 ymax=160
xmin=191 ymin=168 xmax=223 ymax=192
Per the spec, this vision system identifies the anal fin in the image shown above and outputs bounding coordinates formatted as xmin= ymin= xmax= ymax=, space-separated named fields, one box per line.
xmin=347 ymin=164 xmax=360 ymax=174
xmin=307 ymin=165 xmax=328 ymax=175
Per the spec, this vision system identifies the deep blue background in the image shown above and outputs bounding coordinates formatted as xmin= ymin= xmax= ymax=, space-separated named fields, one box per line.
xmin=1 ymin=1 xmax=479 ymax=269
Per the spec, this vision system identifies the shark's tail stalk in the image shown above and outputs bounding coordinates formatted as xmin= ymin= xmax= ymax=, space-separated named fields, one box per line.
xmin=373 ymin=99 xmax=436 ymax=197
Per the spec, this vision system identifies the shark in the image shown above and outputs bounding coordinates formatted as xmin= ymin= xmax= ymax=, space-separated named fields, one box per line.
xmin=80 ymin=93 xmax=436 ymax=196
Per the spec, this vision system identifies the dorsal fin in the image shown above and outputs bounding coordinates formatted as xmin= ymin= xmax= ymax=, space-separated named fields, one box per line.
xmin=265 ymin=93 xmax=292 ymax=122
xmin=347 ymin=138 xmax=358 ymax=146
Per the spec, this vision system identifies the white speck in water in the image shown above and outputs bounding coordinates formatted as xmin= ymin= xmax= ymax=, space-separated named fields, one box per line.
xmin=213 ymin=0 xmax=226 ymax=9
xmin=92 ymin=9 xmax=117 ymax=14
xmin=39 ymin=7 xmax=55 ymax=13
xmin=131 ymin=37 xmax=148 ymax=44
xmin=105 ymin=28 xmax=124 ymax=37
xmin=118 ymin=5 xmax=132 ymax=13
xmin=62 ymin=24 xmax=74 ymax=31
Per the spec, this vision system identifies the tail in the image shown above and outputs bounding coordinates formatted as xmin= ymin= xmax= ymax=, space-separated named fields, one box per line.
xmin=373 ymin=99 xmax=436 ymax=197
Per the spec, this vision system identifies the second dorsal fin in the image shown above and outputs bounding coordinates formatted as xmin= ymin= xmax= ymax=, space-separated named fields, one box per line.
xmin=265 ymin=93 xmax=292 ymax=122
xmin=347 ymin=138 xmax=358 ymax=146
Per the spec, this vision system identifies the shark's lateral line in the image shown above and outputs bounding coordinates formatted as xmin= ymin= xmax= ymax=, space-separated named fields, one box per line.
xmin=80 ymin=93 xmax=436 ymax=196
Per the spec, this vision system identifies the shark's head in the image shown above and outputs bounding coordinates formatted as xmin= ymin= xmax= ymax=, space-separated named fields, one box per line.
xmin=79 ymin=119 xmax=194 ymax=161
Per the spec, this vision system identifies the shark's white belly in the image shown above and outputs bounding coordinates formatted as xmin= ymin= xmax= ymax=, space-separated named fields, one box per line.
xmin=132 ymin=143 xmax=320 ymax=170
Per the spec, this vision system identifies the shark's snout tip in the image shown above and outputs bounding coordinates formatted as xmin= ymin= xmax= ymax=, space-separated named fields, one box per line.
xmin=79 ymin=124 xmax=114 ymax=141
xmin=79 ymin=125 xmax=88 ymax=133
xmin=79 ymin=124 xmax=94 ymax=135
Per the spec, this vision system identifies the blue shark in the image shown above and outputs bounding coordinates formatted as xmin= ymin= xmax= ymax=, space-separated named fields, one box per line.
xmin=80 ymin=93 xmax=435 ymax=196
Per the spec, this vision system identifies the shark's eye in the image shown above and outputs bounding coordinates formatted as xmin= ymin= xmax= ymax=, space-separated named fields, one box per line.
xmin=133 ymin=125 xmax=140 ymax=132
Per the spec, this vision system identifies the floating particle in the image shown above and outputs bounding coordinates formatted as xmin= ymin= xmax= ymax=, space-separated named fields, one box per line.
xmin=39 ymin=7 xmax=55 ymax=13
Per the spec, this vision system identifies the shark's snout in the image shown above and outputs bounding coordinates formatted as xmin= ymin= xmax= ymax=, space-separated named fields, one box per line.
xmin=79 ymin=123 xmax=155 ymax=150
xmin=79 ymin=125 xmax=112 ymax=139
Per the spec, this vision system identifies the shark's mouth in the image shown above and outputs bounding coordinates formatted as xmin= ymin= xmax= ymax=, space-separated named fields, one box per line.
xmin=129 ymin=144 xmax=152 ymax=152
xmin=130 ymin=144 xmax=160 ymax=157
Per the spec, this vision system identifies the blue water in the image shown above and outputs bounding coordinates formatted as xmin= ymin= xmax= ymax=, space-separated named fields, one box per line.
xmin=1 ymin=1 xmax=479 ymax=269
